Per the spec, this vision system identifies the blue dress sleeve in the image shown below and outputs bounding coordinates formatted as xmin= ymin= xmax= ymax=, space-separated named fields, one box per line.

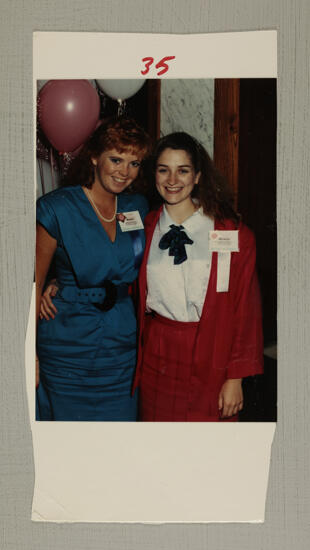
xmin=36 ymin=195 xmax=60 ymax=242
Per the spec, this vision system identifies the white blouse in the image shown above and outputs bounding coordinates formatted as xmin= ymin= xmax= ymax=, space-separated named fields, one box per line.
xmin=146 ymin=206 xmax=214 ymax=322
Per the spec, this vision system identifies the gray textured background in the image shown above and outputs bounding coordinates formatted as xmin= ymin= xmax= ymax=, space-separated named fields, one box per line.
xmin=0 ymin=1 xmax=309 ymax=548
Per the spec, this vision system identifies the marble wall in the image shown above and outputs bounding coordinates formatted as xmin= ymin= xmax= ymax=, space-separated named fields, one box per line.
xmin=36 ymin=159 xmax=60 ymax=199
xmin=160 ymin=79 xmax=214 ymax=156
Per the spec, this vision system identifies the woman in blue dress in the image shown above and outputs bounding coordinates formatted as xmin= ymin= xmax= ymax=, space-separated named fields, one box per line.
xmin=36 ymin=117 xmax=151 ymax=421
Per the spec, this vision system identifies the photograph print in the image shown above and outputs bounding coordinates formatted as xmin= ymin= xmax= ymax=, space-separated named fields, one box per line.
xmin=35 ymin=77 xmax=276 ymax=423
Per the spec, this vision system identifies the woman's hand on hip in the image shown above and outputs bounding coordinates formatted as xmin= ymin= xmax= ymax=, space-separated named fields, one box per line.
xmin=40 ymin=280 xmax=59 ymax=320
xmin=218 ymin=378 xmax=243 ymax=418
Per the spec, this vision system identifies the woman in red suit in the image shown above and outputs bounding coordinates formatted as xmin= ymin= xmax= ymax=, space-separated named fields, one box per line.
xmin=133 ymin=132 xmax=263 ymax=422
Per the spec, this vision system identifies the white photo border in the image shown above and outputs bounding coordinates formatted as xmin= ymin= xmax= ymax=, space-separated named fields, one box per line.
xmin=28 ymin=31 xmax=277 ymax=523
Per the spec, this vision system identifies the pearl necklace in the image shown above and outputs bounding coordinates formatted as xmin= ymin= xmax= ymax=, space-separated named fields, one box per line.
xmin=84 ymin=187 xmax=117 ymax=223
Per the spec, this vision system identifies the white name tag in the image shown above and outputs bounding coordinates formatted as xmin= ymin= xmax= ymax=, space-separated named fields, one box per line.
xmin=217 ymin=252 xmax=231 ymax=292
xmin=117 ymin=210 xmax=144 ymax=232
xmin=209 ymin=230 xmax=239 ymax=252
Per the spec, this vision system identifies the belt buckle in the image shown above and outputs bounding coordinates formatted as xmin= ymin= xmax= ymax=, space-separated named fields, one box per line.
xmin=94 ymin=280 xmax=117 ymax=312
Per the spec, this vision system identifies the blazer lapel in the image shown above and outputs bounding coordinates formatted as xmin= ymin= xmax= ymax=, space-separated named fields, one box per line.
xmin=138 ymin=207 xmax=163 ymax=316
xmin=133 ymin=207 xmax=163 ymax=389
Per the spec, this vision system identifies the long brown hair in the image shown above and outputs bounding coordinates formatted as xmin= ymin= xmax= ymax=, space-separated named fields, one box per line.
xmin=64 ymin=117 xmax=152 ymax=193
xmin=150 ymin=132 xmax=239 ymax=223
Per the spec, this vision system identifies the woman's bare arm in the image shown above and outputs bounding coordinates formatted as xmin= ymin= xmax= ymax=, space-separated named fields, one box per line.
xmin=35 ymin=224 xmax=57 ymax=385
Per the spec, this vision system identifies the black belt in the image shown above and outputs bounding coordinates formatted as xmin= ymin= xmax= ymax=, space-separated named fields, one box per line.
xmin=58 ymin=281 xmax=130 ymax=311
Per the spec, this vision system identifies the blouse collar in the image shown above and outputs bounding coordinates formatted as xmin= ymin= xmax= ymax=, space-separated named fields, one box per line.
xmin=159 ymin=203 xmax=205 ymax=234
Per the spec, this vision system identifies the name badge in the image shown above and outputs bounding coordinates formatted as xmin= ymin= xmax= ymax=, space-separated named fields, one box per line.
xmin=209 ymin=230 xmax=239 ymax=252
xmin=117 ymin=211 xmax=144 ymax=232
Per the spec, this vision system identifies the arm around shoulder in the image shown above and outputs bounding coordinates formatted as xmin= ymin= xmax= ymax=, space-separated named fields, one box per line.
xmin=36 ymin=224 xmax=57 ymax=322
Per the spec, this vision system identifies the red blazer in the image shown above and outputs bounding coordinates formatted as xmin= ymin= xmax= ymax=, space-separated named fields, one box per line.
xmin=133 ymin=207 xmax=264 ymax=420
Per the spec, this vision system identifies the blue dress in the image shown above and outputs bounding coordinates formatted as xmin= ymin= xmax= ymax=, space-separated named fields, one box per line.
xmin=36 ymin=186 xmax=148 ymax=421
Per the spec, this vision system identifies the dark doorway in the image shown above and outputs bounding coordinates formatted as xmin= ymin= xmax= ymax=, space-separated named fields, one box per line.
xmin=214 ymin=78 xmax=277 ymax=421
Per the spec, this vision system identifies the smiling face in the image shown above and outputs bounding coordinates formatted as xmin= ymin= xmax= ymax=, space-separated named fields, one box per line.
xmin=155 ymin=148 xmax=200 ymax=207
xmin=91 ymin=148 xmax=142 ymax=196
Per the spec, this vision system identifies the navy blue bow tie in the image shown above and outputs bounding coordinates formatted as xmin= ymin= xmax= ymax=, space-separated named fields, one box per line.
xmin=158 ymin=224 xmax=194 ymax=265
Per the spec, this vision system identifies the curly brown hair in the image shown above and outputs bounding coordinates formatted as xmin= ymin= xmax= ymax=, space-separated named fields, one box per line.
xmin=64 ymin=117 xmax=152 ymax=192
xmin=149 ymin=132 xmax=239 ymax=223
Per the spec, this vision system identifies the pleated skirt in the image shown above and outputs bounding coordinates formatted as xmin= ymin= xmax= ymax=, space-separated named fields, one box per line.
xmin=139 ymin=313 xmax=200 ymax=421
xmin=139 ymin=313 xmax=239 ymax=422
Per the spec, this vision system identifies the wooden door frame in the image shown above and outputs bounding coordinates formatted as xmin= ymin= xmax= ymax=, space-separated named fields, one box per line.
xmin=213 ymin=79 xmax=240 ymax=207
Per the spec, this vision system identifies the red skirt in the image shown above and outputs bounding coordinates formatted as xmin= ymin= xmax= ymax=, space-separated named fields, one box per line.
xmin=139 ymin=313 xmax=238 ymax=422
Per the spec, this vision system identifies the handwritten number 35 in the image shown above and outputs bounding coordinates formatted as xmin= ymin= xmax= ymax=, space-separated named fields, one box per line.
xmin=141 ymin=56 xmax=176 ymax=76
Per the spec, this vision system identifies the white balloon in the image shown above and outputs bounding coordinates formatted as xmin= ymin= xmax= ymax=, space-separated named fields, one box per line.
xmin=96 ymin=79 xmax=145 ymax=101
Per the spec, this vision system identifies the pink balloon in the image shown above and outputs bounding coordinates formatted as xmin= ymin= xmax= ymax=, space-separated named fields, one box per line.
xmin=70 ymin=144 xmax=84 ymax=158
xmin=67 ymin=119 xmax=104 ymax=158
xmin=38 ymin=80 xmax=100 ymax=153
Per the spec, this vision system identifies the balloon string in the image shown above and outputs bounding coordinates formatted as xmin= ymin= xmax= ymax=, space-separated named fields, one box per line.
xmin=38 ymin=157 xmax=45 ymax=196
xmin=117 ymin=99 xmax=126 ymax=117
xmin=50 ymin=147 xmax=55 ymax=190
